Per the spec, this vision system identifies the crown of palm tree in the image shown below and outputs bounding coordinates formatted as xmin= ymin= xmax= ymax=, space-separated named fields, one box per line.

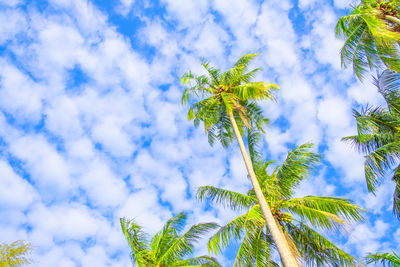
xmin=0 ymin=241 xmax=32 ymax=266
xmin=197 ymin=139 xmax=364 ymax=266
xmin=120 ymin=212 xmax=221 ymax=267
xmin=343 ymin=69 xmax=400 ymax=218
xmin=335 ymin=0 xmax=400 ymax=80
xmin=181 ymin=54 xmax=278 ymax=147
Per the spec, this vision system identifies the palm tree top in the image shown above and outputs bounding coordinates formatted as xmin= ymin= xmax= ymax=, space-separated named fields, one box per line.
xmin=181 ymin=54 xmax=279 ymax=147
xmin=120 ymin=212 xmax=221 ymax=267
xmin=335 ymin=0 xmax=400 ymax=80
xmin=198 ymin=143 xmax=365 ymax=266
xmin=343 ymin=69 xmax=400 ymax=218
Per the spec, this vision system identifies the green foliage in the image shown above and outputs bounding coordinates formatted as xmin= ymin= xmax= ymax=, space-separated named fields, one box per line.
xmin=343 ymin=69 xmax=400 ymax=218
xmin=335 ymin=0 xmax=400 ymax=80
xmin=181 ymin=54 xmax=278 ymax=147
xmin=120 ymin=212 xmax=221 ymax=267
xmin=366 ymin=251 xmax=400 ymax=266
xmin=0 ymin=241 xmax=32 ymax=267
xmin=198 ymin=143 xmax=365 ymax=266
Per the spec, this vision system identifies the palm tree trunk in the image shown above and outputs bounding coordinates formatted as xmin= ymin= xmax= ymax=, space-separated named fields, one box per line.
xmin=228 ymin=111 xmax=300 ymax=267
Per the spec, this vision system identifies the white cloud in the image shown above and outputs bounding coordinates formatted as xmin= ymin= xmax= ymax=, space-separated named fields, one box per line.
xmin=347 ymin=219 xmax=390 ymax=255
xmin=334 ymin=0 xmax=355 ymax=9
xmin=9 ymin=135 xmax=72 ymax=197
xmin=0 ymin=61 xmax=44 ymax=122
xmin=347 ymin=78 xmax=383 ymax=106
xmin=309 ymin=7 xmax=343 ymax=69
xmin=28 ymin=203 xmax=107 ymax=241
xmin=0 ymin=8 xmax=26 ymax=44
xmin=45 ymin=96 xmax=83 ymax=139
xmin=160 ymin=0 xmax=210 ymax=28
xmin=317 ymin=95 xmax=351 ymax=130
xmin=256 ymin=2 xmax=299 ymax=73
xmin=0 ymin=161 xmax=38 ymax=209
xmin=116 ymin=188 xmax=172 ymax=235
xmin=117 ymin=0 xmax=135 ymax=16
xmin=79 ymin=159 xmax=128 ymax=208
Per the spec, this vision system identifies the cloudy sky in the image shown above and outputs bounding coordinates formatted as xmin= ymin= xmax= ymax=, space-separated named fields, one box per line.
xmin=0 ymin=0 xmax=398 ymax=266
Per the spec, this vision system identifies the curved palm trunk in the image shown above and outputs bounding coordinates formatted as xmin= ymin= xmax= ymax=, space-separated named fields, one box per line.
xmin=228 ymin=111 xmax=300 ymax=267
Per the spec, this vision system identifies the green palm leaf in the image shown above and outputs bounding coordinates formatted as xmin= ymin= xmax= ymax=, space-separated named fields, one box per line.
xmin=158 ymin=222 xmax=219 ymax=264
xmin=207 ymin=205 xmax=265 ymax=255
xmin=285 ymin=221 xmax=363 ymax=267
xmin=197 ymin=186 xmax=256 ymax=211
xmin=181 ymin=54 xmax=278 ymax=148
xmin=366 ymin=251 xmax=400 ymax=266
xmin=281 ymin=197 xmax=365 ymax=230
xmin=174 ymin=255 xmax=221 ymax=267
xmin=343 ymin=68 xmax=400 ymax=218
xmin=151 ymin=212 xmax=187 ymax=260
xmin=198 ymin=143 xmax=364 ymax=266
xmin=120 ymin=213 xmax=221 ymax=266
xmin=275 ymin=143 xmax=320 ymax=198
xmin=120 ymin=217 xmax=153 ymax=265
xmin=335 ymin=0 xmax=400 ymax=79
xmin=233 ymin=227 xmax=276 ymax=267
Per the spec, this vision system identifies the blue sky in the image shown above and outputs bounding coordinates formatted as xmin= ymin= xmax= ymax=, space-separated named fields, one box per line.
xmin=0 ymin=0 xmax=398 ymax=266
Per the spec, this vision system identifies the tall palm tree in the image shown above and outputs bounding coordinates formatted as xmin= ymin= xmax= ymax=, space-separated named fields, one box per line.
xmin=335 ymin=0 xmax=400 ymax=80
xmin=181 ymin=54 xmax=299 ymax=266
xmin=343 ymin=69 xmax=400 ymax=218
xmin=198 ymin=135 xmax=365 ymax=266
xmin=120 ymin=212 xmax=221 ymax=266
xmin=366 ymin=251 xmax=400 ymax=266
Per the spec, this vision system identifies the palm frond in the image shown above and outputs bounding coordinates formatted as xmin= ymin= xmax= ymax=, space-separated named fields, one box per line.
xmin=197 ymin=186 xmax=256 ymax=211
xmin=233 ymin=227 xmax=276 ymax=267
xmin=375 ymin=69 xmax=400 ymax=115
xmin=233 ymin=82 xmax=279 ymax=102
xmin=276 ymin=143 xmax=321 ymax=198
xmin=335 ymin=2 xmax=400 ymax=80
xmin=120 ymin=217 xmax=152 ymax=265
xmin=200 ymin=58 xmax=221 ymax=85
xmin=392 ymin=164 xmax=400 ymax=218
xmin=281 ymin=197 xmax=365 ymax=230
xmin=158 ymin=222 xmax=219 ymax=264
xmin=151 ymin=212 xmax=187 ymax=260
xmin=365 ymin=251 xmax=400 ymax=266
xmin=285 ymin=221 xmax=363 ymax=267
xmin=174 ymin=255 xmax=222 ymax=266
xmin=208 ymin=205 xmax=264 ymax=255
xmin=364 ymin=141 xmax=400 ymax=192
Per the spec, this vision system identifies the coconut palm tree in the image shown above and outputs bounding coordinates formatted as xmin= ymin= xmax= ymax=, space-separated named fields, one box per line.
xmin=335 ymin=0 xmax=400 ymax=80
xmin=198 ymin=137 xmax=365 ymax=266
xmin=366 ymin=251 xmax=400 ymax=266
xmin=0 ymin=240 xmax=32 ymax=267
xmin=181 ymin=54 xmax=299 ymax=266
xmin=343 ymin=69 xmax=400 ymax=217
xmin=120 ymin=212 xmax=221 ymax=266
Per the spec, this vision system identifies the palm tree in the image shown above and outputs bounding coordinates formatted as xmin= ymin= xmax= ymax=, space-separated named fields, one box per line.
xmin=120 ymin=212 xmax=221 ymax=266
xmin=0 ymin=240 xmax=32 ymax=266
xmin=181 ymin=54 xmax=299 ymax=266
xmin=342 ymin=69 xmax=400 ymax=218
xmin=198 ymin=139 xmax=365 ymax=266
xmin=335 ymin=0 xmax=400 ymax=80
xmin=366 ymin=251 xmax=400 ymax=266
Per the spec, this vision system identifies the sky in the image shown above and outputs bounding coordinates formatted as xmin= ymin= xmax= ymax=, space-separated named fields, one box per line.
xmin=0 ymin=0 xmax=399 ymax=266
